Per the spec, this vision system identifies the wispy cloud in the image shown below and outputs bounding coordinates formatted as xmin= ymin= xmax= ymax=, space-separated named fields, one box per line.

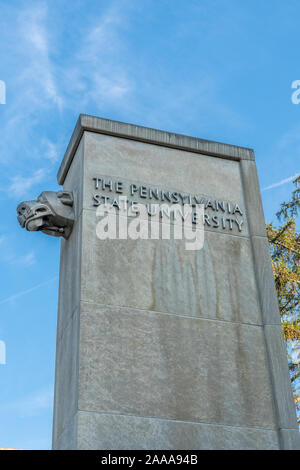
xmin=0 ymin=5 xmax=62 ymax=169
xmin=18 ymin=3 xmax=63 ymax=110
xmin=61 ymin=4 xmax=133 ymax=110
xmin=0 ymin=235 xmax=37 ymax=268
xmin=0 ymin=1 xmax=132 ymax=172
xmin=262 ymin=173 xmax=299 ymax=191
xmin=0 ymin=276 xmax=57 ymax=306
xmin=9 ymin=251 xmax=36 ymax=267
xmin=42 ymin=139 xmax=59 ymax=163
xmin=8 ymin=168 xmax=47 ymax=198
xmin=0 ymin=386 xmax=53 ymax=417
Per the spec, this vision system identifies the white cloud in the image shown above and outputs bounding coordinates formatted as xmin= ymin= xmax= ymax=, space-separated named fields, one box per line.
xmin=0 ymin=4 xmax=66 ymax=169
xmin=0 ymin=386 xmax=53 ymax=418
xmin=62 ymin=5 xmax=132 ymax=109
xmin=0 ymin=2 xmax=132 ymax=170
xmin=42 ymin=139 xmax=59 ymax=163
xmin=262 ymin=173 xmax=299 ymax=191
xmin=18 ymin=3 xmax=63 ymax=110
xmin=9 ymin=168 xmax=47 ymax=198
xmin=11 ymin=251 xmax=36 ymax=267
xmin=0 ymin=276 xmax=57 ymax=306
xmin=0 ymin=235 xmax=37 ymax=268
xmin=277 ymin=124 xmax=300 ymax=153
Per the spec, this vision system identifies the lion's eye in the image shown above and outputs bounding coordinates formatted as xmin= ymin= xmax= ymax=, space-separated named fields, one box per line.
xmin=36 ymin=207 xmax=47 ymax=213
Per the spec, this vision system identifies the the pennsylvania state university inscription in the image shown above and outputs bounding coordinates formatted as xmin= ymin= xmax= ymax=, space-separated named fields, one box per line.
xmin=92 ymin=176 xmax=245 ymax=232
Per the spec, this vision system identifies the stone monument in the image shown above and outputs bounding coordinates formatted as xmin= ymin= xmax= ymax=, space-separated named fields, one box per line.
xmin=17 ymin=114 xmax=299 ymax=449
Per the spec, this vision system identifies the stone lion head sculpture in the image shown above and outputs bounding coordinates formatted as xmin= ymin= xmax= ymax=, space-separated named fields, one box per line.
xmin=17 ymin=191 xmax=74 ymax=239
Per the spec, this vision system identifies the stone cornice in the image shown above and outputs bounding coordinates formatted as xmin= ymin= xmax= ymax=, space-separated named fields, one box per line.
xmin=57 ymin=114 xmax=255 ymax=185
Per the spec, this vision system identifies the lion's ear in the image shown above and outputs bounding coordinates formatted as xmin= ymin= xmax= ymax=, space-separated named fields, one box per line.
xmin=57 ymin=191 xmax=74 ymax=207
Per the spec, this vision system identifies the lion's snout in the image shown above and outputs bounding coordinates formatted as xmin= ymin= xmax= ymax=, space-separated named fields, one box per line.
xmin=17 ymin=191 xmax=74 ymax=239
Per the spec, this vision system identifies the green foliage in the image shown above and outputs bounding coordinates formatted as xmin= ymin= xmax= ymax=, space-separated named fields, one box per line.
xmin=266 ymin=175 xmax=300 ymax=423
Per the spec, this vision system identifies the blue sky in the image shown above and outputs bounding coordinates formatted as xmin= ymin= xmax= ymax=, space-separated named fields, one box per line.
xmin=0 ymin=0 xmax=299 ymax=449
